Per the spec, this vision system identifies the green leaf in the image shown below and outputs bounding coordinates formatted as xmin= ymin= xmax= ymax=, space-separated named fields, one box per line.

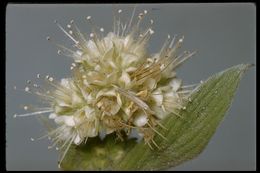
xmin=60 ymin=64 xmax=252 ymax=171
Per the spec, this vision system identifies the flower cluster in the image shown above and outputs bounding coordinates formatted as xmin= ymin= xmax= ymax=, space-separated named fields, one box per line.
xmin=15 ymin=7 xmax=197 ymax=165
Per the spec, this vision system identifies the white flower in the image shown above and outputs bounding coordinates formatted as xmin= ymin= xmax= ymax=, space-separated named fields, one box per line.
xmin=15 ymin=7 xmax=198 ymax=166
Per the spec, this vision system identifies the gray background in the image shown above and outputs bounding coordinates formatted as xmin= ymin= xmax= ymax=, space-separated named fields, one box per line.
xmin=6 ymin=3 xmax=256 ymax=171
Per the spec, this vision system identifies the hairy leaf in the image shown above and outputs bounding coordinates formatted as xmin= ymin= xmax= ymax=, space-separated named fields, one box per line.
xmin=61 ymin=64 xmax=252 ymax=171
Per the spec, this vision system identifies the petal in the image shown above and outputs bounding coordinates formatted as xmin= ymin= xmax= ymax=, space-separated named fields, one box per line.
xmin=74 ymin=134 xmax=82 ymax=145
xmin=109 ymin=104 xmax=121 ymax=116
xmin=151 ymin=89 xmax=163 ymax=106
xmin=144 ymin=78 xmax=157 ymax=90
xmin=133 ymin=112 xmax=148 ymax=127
xmin=60 ymin=78 xmax=70 ymax=88
xmin=152 ymin=106 xmax=169 ymax=119
xmin=84 ymin=106 xmax=95 ymax=119
xmin=64 ymin=116 xmax=76 ymax=127
xmin=119 ymin=71 xmax=131 ymax=87
xmin=71 ymin=92 xmax=83 ymax=106
xmin=170 ymin=78 xmax=182 ymax=91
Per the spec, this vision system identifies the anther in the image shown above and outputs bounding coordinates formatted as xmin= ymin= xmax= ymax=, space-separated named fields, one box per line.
xmin=25 ymin=87 xmax=30 ymax=92
xmin=138 ymin=13 xmax=144 ymax=19
xmin=149 ymin=28 xmax=154 ymax=35
xmin=48 ymin=77 xmax=54 ymax=82
xmin=179 ymin=36 xmax=184 ymax=43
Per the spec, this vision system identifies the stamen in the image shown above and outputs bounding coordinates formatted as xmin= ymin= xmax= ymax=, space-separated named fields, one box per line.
xmin=13 ymin=110 xmax=53 ymax=118
xmin=54 ymin=20 xmax=79 ymax=44
xmin=147 ymin=122 xmax=168 ymax=141
xmin=126 ymin=4 xmax=137 ymax=34
xmin=151 ymin=139 xmax=160 ymax=149
xmin=58 ymin=134 xmax=76 ymax=167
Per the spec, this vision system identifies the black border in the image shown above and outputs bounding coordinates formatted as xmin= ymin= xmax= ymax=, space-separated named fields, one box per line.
xmin=1 ymin=0 xmax=257 ymax=172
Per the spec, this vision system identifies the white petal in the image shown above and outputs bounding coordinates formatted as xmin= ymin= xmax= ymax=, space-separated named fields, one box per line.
xmin=96 ymin=89 xmax=116 ymax=98
xmin=109 ymin=104 xmax=121 ymax=115
xmin=133 ymin=113 xmax=148 ymax=127
xmin=151 ymin=94 xmax=163 ymax=106
xmin=86 ymin=121 xmax=99 ymax=137
xmin=87 ymin=40 xmax=100 ymax=57
xmin=152 ymin=106 xmax=168 ymax=119
xmin=121 ymin=53 xmax=139 ymax=67
xmin=119 ymin=71 xmax=131 ymax=87
xmin=125 ymin=67 xmax=137 ymax=73
xmin=85 ymin=106 xmax=95 ymax=119
xmin=59 ymin=126 xmax=72 ymax=140
xmin=64 ymin=116 xmax=76 ymax=127
xmin=57 ymin=100 xmax=70 ymax=107
xmin=74 ymin=134 xmax=82 ymax=145
xmin=60 ymin=78 xmax=70 ymax=88
xmin=116 ymin=93 xmax=122 ymax=107
xmin=151 ymin=89 xmax=163 ymax=106
xmin=144 ymin=78 xmax=157 ymax=90
xmin=86 ymin=94 xmax=94 ymax=104
xmin=170 ymin=78 xmax=182 ymax=91
xmin=71 ymin=93 xmax=83 ymax=105
xmin=123 ymin=35 xmax=132 ymax=47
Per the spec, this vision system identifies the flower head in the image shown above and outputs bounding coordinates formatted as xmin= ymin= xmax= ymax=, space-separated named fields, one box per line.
xmin=15 ymin=6 xmax=198 ymax=166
